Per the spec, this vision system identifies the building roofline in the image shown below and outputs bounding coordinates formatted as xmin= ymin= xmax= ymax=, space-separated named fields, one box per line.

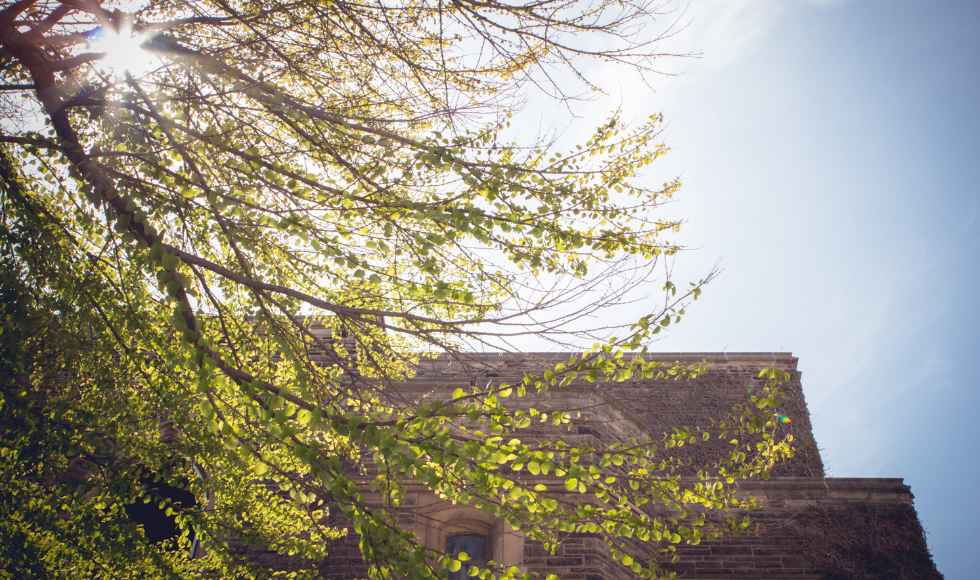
xmin=421 ymin=352 xmax=799 ymax=369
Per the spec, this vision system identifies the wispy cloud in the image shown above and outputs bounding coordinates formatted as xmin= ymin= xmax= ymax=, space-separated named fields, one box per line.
xmin=671 ymin=0 xmax=852 ymax=69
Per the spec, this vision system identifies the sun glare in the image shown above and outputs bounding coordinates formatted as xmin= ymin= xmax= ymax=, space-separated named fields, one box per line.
xmin=89 ymin=24 xmax=156 ymax=77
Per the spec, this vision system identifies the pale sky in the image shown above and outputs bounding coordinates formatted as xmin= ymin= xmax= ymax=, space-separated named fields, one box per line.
xmin=622 ymin=1 xmax=978 ymax=577
xmin=515 ymin=0 xmax=979 ymax=577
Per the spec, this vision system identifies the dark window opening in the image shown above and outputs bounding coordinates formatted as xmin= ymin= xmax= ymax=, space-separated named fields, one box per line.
xmin=446 ymin=534 xmax=487 ymax=580
xmin=125 ymin=466 xmax=198 ymax=549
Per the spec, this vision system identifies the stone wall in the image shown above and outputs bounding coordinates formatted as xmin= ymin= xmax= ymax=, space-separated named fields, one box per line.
xmin=659 ymin=478 xmax=927 ymax=579
xmin=253 ymin=345 xmax=938 ymax=580
xmin=396 ymin=352 xmax=823 ymax=477
xmin=303 ymin=478 xmax=938 ymax=580
xmin=302 ymin=478 xmax=937 ymax=580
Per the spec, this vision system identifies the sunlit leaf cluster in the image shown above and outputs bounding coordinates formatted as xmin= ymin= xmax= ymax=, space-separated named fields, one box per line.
xmin=1 ymin=1 xmax=796 ymax=579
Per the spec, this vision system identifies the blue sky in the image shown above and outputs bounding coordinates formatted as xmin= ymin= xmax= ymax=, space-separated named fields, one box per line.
xmin=501 ymin=0 xmax=979 ymax=577
xmin=587 ymin=0 xmax=980 ymax=577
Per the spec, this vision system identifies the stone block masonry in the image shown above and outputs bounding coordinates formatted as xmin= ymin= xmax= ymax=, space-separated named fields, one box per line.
xmin=270 ymin=344 xmax=941 ymax=579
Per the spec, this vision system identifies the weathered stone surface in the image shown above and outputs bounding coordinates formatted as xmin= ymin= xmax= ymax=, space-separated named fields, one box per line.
xmin=280 ymin=349 xmax=940 ymax=580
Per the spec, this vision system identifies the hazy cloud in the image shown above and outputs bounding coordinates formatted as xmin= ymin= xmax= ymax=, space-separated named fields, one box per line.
xmin=673 ymin=0 xmax=852 ymax=68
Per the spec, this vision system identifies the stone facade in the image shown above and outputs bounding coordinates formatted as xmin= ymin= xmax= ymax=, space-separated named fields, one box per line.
xmin=252 ymin=346 xmax=942 ymax=579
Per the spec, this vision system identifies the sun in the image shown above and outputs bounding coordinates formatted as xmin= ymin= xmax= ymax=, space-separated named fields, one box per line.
xmin=88 ymin=23 xmax=157 ymax=77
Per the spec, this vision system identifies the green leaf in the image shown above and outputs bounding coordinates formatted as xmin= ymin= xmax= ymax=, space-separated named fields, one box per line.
xmin=0 ymin=2 xmax=777 ymax=575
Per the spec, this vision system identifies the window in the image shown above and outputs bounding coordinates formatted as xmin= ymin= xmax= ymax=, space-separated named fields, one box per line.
xmin=125 ymin=460 xmax=210 ymax=559
xmin=446 ymin=534 xmax=487 ymax=580
xmin=414 ymin=500 xmax=523 ymax=575
xmin=125 ymin=467 xmax=196 ymax=546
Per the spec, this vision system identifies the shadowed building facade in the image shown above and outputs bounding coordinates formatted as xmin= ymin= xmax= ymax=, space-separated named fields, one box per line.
xmin=238 ymin=348 xmax=942 ymax=580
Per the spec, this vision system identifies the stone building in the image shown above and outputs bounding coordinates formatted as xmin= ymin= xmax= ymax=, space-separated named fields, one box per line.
xmin=292 ymin=351 xmax=942 ymax=580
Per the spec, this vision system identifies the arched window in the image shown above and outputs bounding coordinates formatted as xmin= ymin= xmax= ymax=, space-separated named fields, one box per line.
xmin=446 ymin=534 xmax=487 ymax=580
xmin=414 ymin=500 xmax=524 ymax=576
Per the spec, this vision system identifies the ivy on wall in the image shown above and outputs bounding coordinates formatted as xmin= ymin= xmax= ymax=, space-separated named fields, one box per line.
xmin=792 ymin=502 xmax=942 ymax=580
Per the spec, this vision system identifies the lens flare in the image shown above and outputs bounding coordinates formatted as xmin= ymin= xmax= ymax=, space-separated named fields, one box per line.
xmin=88 ymin=23 xmax=155 ymax=76
xmin=779 ymin=415 xmax=792 ymax=424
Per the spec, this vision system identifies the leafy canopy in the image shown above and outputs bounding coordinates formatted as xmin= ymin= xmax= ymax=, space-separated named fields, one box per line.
xmin=0 ymin=1 xmax=795 ymax=579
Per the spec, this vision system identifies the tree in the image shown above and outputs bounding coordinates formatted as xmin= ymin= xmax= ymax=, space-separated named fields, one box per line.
xmin=0 ymin=1 xmax=795 ymax=579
